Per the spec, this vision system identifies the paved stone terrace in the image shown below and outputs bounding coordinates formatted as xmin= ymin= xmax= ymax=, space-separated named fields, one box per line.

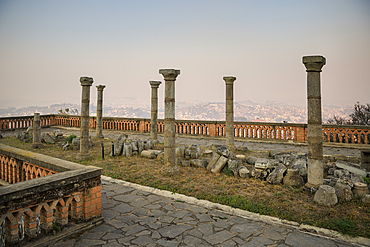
xmin=49 ymin=177 xmax=367 ymax=247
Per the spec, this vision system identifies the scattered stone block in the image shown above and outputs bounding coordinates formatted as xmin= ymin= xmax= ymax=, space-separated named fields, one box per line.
xmin=336 ymin=160 xmax=367 ymax=177
xmin=181 ymin=160 xmax=191 ymax=167
xmin=351 ymin=173 xmax=365 ymax=184
xmin=334 ymin=169 xmax=351 ymax=179
xmin=141 ymin=150 xmax=157 ymax=159
xmin=283 ymin=169 xmax=304 ymax=187
xmin=202 ymin=150 xmax=213 ymax=158
xmin=251 ymin=168 xmax=264 ymax=179
xmin=336 ymin=177 xmax=354 ymax=188
xmin=267 ymin=164 xmax=287 ymax=184
xmin=43 ymin=133 xmax=56 ymax=144
xmin=228 ymin=160 xmax=242 ymax=170
xmin=206 ymin=153 xmax=221 ymax=171
xmin=124 ymin=143 xmax=133 ymax=157
xmin=255 ymin=158 xmax=269 ymax=170
xmin=26 ymin=126 xmax=33 ymax=134
xmin=192 ymin=159 xmax=208 ymax=168
xmin=176 ymin=147 xmax=185 ymax=158
xmin=314 ymin=185 xmax=338 ymax=206
xmin=157 ymin=152 xmax=164 ymax=161
xmin=211 ymin=156 xmax=228 ymax=173
xmin=247 ymin=156 xmax=258 ymax=165
xmin=334 ymin=183 xmax=352 ymax=202
xmin=236 ymin=154 xmax=245 ymax=160
xmin=53 ymin=129 xmax=63 ymax=136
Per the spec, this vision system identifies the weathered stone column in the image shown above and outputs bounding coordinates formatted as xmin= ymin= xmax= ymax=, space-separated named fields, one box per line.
xmin=223 ymin=76 xmax=237 ymax=149
xmin=31 ymin=113 xmax=43 ymax=148
xmin=149 ymin=81 xmax=162 ymax=141
xmin=96 ymin=85 xmax=106 ymax=138
xmin=303 ymin=55 xmax=326 ymax=188
xmin=77 ymin=77 xmax=94 ymax=160
xmin=159 ymin=69 xmax=180 ymax=174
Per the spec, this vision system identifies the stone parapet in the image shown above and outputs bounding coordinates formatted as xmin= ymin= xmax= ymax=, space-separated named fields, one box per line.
xmin=0 ymin=143 xmax=102 ymax=245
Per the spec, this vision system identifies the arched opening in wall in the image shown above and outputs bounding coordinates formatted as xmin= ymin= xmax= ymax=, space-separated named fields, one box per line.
xmin=206 ymin=127 xmax=209 ymax=135
xmin=291 ymin=130 xmax=294 ymax=140
xmin=354 ymin=133 xmax=358 ymax=144
xmin=348 ymin=133 xmax=352 ymax=144
xmin=286 ymin=130 xmax=290 ymax=140
xmin=360 ymin=133 xmax=365 ymax=144
xmin=367 ymin=133 xmax=370 ymax=144
xmin=18 ymin=213 xmax=24 ymax=241
xmin=323 ymin=132 xmax=328 ymax=142
xmin=280 ymin=130 xmax=284 ymax=140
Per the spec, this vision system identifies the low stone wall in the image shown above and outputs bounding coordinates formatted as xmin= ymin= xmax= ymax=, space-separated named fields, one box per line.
xmin=0 ymin=143 xmax=102 ymax=246
xmin=1 ymin=114 xmax=369 ymax=145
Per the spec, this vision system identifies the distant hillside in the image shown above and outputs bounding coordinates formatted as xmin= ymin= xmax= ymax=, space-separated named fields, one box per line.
xmin=0 ymin=101 xmax=352 ymax=124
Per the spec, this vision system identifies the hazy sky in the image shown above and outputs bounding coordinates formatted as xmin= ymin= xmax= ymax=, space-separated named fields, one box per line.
xmin=0 ymin=0 xmax=369 ymax=108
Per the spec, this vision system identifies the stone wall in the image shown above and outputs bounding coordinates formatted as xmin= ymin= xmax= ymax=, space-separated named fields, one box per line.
xmin=0 ymin=143 xmax=102 ymax=246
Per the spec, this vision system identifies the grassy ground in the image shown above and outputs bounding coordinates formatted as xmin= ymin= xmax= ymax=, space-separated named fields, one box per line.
xmin=1 ymin=136 xmax=369 ymax=239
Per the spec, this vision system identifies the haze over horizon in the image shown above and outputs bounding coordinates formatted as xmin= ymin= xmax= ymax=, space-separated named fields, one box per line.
xmin=1 ymin=0 xmax=369 ymax=110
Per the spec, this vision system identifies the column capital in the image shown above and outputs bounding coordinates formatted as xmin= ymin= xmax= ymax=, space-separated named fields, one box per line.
xmin=80 ymin=77 xmax=94 ymax=86
xmin=96 ymin=85 xmax=106 ymax=91
xmin=223 ymin=76 xmax=236 ymax=85
xmin=149 ymin=81 xmax=162 ymax=88
xmin=302 ymin=55 xmax=326 ymax=72
xmin=159 ymin=69 xmax=180 ymax=81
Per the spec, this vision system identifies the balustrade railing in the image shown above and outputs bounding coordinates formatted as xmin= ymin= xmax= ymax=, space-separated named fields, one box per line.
xmin=1 ymin=114 xmax=369 ymax=145
xmin=0 ymin=144 xmax=102 ymax=246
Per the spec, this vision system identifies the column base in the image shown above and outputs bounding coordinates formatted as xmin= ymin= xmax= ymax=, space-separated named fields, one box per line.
xmin=76 ymin=153 xmax=92 ymax=160
xmin=31 ymin=143 xmax=44 ymax=149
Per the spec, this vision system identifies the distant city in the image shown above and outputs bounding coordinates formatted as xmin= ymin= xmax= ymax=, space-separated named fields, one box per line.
xmin=0 ymin=100 xmax=352 ymax=124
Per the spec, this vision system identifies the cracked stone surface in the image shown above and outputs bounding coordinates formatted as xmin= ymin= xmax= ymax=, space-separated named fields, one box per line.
xmin=49 ymin=178 xmax=363 ymax=247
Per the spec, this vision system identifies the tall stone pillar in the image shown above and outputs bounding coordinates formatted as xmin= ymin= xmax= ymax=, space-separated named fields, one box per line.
xmin=149 ymin=81 xmax=162 ymax=141
xmin=159 ymin=69 xmax=180 ymax=174
xmin=303 ymin=55 xmax=326 ymax=188
xmin=31 ymin=113 xmax=43 ymax=148
xmin=96 ymin=85 xmax=106 ymax=139
xmin=77 ymin=77 xmax=94 ymax=160
xmin=223 ymin=76 xmax=237 ymax=149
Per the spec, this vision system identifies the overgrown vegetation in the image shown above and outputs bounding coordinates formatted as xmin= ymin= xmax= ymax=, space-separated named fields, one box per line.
xmin=1 ymin=136 xmax=369 ymax=238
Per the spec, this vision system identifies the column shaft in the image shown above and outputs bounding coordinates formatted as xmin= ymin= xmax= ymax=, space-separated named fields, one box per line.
xmin=303 ymin=55 xmax=326 ymax=188
xmin=223 ymin=76 xmax=236 ymax=148
xmin=159 ymin=69 xmax=180 ymax=174
xmin=150 ymin=81 xmax=161 ymax=140
xmin=96 ymin=85 xmax=106 ymax=138
xmin=77 ymin=77 xmax=93 ymax=160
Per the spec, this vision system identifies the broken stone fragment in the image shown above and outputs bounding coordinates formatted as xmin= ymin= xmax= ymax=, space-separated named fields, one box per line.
xmin=238 ymin=167 xmax=250 ymax=178
xmin=267 ymin=164 xmax=287 ymax=184
xmin=141 ymin=150 xmax=157 ymax=159
xmin=362 ymin=194 xmax=370 ymax=205
xmin=211 ymin=156 xmax=228 ymax=173
xmin=334 ymin=183 xmax=352 ymax=202
xmin=176 ymin=147 xmax=185 ymax=158
xmin=181 ymin=160 xmax=191 ymax=167
xmin=336 ymin=160 xmax=367 ymax=177
xmin=314 ymin=185 xmax=338 ymax=206
xmin=216 ymin=146 xmax=229 ymax=158
xmin=202 ymin=150 xmax=213 ymax=158
xmin=206 ymin=153 xmax=221 ymax=171
xmin=43 ymin=133 xmax=56 ymax=144
xmin=192 ymin=159 xmax=208 ymax=168
xmin=251 ymin=168 xmax=264 ymax=179
xmin=336 ymin=177 xmax=354 ymax=188
xmin=283 ymin=169 xmax=304 ymax=187
xmin=124 ymin=143 xmax=132 ymax=157
xmin=246 ymin=156 xmax=258 ymax=165
xmin=334 ymin=169 xmax=351 ymax=179
xmin=228 ymin=160 xmax=243 ymax=170
xmin=53 ymin=129 xmax=63 ymax=136
xmin=255 ymin=158 xmax=269 ymax=170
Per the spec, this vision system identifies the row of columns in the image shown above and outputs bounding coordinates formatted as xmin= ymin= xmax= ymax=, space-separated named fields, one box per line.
xmin=31 ymin=55 xmax=326 ymax=188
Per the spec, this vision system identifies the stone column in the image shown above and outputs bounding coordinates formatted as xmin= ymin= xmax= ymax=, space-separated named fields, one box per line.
xmin=31 ymin=113 xmax=43 ymax=148
xmin=77 ymin=77 xmax=94 ymax=160
xmin=159 ymin=69 xmax=180 ymax=174
xmin=303 ymin=55 xmax=326 ymax=188
xmin=223 ymin=76 xmax=237 ymax=149
xmin=96 ymin=85 xmax=106 ymax=138
xmin=149 ymin=81 xmax=162 ymax=141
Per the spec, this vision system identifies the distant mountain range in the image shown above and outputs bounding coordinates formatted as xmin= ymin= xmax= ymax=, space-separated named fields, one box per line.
xmin=0 ymin=101 xmax=352 ymax=124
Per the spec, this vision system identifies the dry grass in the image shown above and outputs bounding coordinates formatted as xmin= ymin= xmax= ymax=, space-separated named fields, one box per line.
xmin=1 ymin=136 xmax=369 ymax=238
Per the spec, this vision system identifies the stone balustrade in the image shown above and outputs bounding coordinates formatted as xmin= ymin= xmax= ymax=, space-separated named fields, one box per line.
xmin=0 ymin=143 xmax=102 ymax=246
xmin=0 ymin=115 xmax=369 ymax=145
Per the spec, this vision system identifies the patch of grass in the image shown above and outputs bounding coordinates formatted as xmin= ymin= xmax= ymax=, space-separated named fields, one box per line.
xmin=66 ymin=134 xmax=77 ymax=143
xmin=1 ymin=135 xmax=369 ymax=238
xmin=322 ymin=218 xmax=360 ymax=237
xmin=363 ymin=176 xmax=370 ymax=184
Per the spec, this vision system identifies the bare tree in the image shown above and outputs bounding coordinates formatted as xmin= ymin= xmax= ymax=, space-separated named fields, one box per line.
xmin=327 ymin=102 xmax=369 ymax=126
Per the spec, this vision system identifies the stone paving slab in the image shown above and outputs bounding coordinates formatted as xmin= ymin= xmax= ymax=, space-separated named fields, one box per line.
xmin=49 ymin=176 xmax=369 ymax=247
